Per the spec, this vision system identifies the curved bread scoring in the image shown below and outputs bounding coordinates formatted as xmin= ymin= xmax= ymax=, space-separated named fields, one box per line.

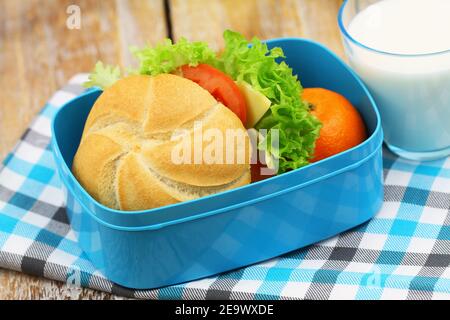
xmin=72 ymin=74 xmax=251 ymax=211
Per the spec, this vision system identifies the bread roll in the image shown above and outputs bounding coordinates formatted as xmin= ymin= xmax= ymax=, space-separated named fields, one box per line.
xmin=72 ymin=74 xmax=251 ymax=211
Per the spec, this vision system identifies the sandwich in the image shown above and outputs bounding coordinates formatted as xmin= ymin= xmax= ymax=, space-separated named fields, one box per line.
xmin=74 ymin=30 xmax=322 ymax=211
xmin=73 ymin=74 xmax=251 ymax=211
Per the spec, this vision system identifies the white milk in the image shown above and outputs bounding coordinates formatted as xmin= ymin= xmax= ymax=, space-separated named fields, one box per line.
xmin=346 ymin=0 xmax=450 ymax=154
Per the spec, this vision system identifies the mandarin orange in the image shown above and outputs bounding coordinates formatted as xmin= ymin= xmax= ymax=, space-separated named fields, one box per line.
xmin=303 ymin=88 xmax=367 ymax=162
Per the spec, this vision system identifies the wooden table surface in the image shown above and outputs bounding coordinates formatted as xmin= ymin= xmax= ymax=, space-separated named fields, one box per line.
xmin=0 ymin=0 xmax=344 ymax=299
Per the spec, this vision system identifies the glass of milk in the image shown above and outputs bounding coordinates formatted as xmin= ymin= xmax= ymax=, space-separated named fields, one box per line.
xmin=339 ymin=0 xmax=450 ymax=160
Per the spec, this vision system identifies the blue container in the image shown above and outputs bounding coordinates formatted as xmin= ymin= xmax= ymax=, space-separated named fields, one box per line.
xmin=51 ymin=38 xmax=384 ymax=289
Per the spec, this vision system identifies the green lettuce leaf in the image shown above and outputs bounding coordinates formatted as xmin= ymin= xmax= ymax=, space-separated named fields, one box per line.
xmin=216 ymin=30 xmax=321 ymax=173
xmin=131 ymin=38 xmax=218 ymax=76
xmin=83 ymin=61 xmax=121 ymax=90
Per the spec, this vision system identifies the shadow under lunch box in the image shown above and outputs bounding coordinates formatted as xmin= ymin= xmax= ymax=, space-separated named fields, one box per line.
xmin=51 ymin=38 xmax=384 ymax=289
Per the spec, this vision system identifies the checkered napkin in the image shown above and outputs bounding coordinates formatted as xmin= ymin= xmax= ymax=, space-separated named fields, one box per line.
xmin=0 ymin=74 xmax=449 ymax=300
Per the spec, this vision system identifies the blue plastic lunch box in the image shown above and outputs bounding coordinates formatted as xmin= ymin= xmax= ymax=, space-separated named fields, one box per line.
xmin=51 ymin=38 xmax=384 ymax=289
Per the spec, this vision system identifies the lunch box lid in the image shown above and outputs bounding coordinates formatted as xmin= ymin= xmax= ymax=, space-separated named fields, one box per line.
xmin=51 ymin=37 xmax=383 ymax=230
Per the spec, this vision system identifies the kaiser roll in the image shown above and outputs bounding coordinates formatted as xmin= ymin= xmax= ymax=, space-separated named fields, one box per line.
xmin=72 ymin=74 xmax=251 ymax=211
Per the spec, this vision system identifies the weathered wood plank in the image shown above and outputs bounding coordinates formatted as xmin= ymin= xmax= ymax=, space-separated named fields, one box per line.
xmin=0 ymin=269 xmax=126 ymax=300
xmin=169 ymin=0 xmax=344 ymax=56
xmin=0 ymin=0 xmax=167 ymax=161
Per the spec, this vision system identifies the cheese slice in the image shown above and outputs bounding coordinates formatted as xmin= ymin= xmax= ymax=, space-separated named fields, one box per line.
xmin=237 ymin=81 xmax=271 ymax=128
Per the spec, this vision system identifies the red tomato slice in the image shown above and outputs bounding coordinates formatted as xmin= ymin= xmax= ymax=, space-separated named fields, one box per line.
xmin=181 ymin=64 xmax=247 ymax=125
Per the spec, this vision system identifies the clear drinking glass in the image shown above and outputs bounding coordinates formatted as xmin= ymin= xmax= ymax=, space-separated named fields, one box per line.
xmin=338 ymin=0 xmax=450 ymax=160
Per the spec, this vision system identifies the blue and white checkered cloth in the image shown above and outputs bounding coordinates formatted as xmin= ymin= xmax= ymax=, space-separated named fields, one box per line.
xmin=0 ymin=74 xmax=449 ymax=299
